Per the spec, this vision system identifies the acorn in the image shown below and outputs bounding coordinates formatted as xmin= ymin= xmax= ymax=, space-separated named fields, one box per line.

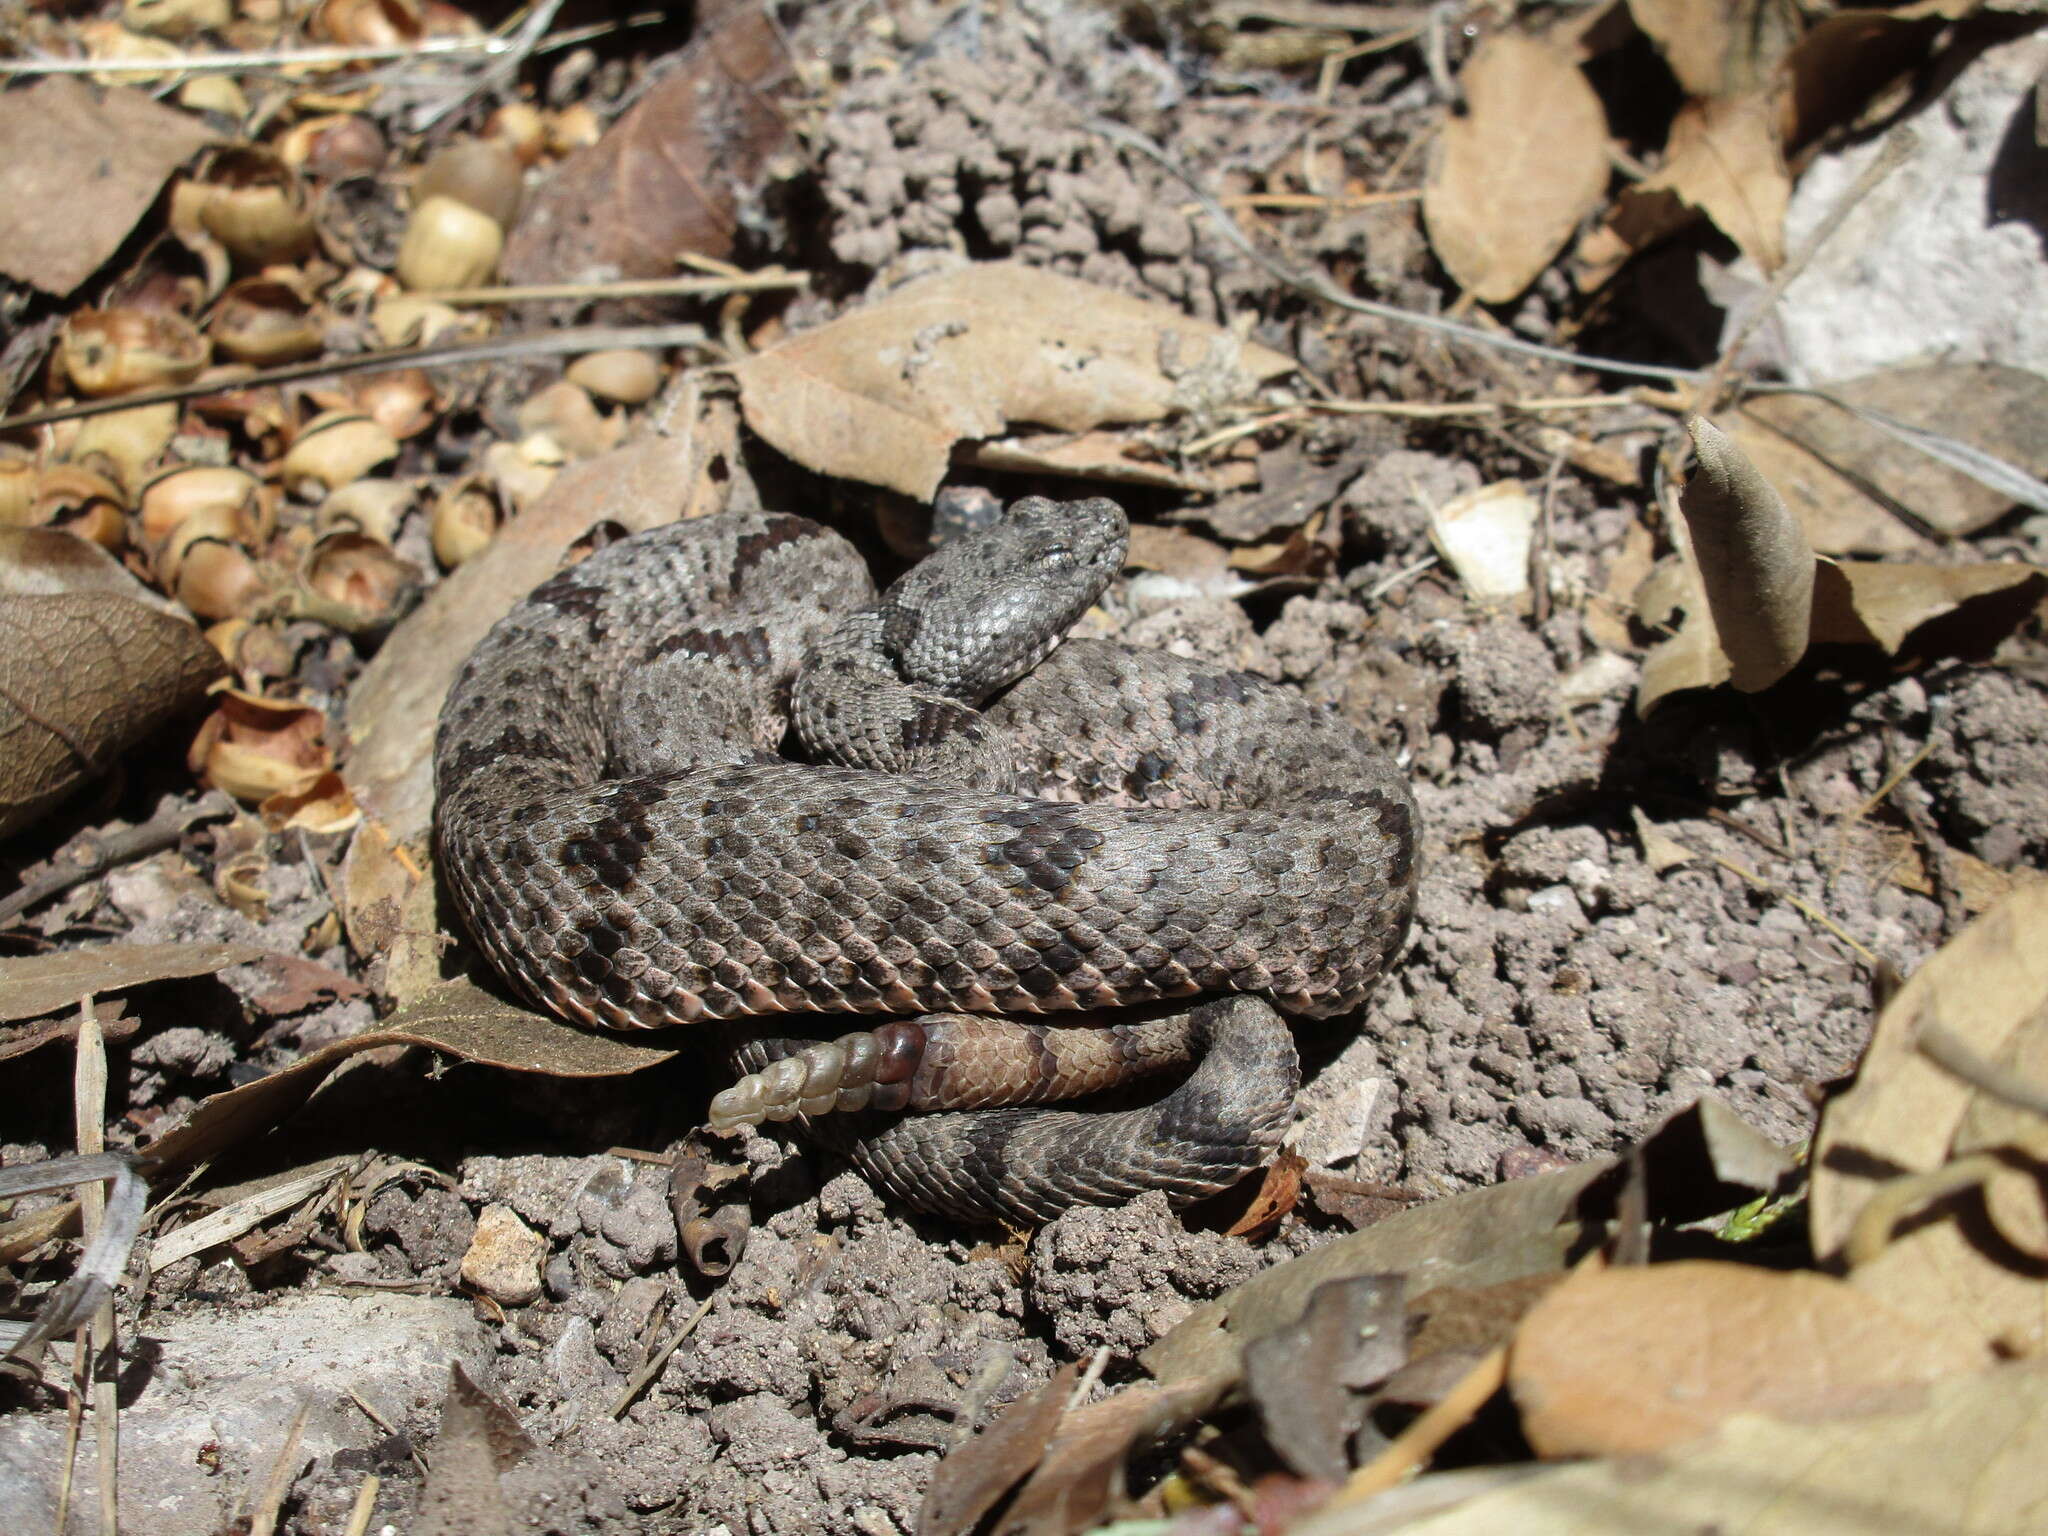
xmin=483 ymin=102 xmax=546 ymax=167
xmin=370 ymin=295 xmax=465 ymax=348
xmin=157 ymin=501 xmax=247 ymax=585
xmin=310 ymin=0 xmax=421 ymax=48
xmin=123 ymin=0 xmax=229 ymax=39
xmin=0 ymin=450 xmax=35 ymax=526
xmin=59 ymin=309 xmax=208 ymax=397
xmin=316 ymin=477 xmax=415 ymax=545
xmin=429 ymin=476 xmax=498 ymax=568
xmin=210 ymin=277 xmax=323 ymax=364
xmin=301 ymin=530 xmax=422 ymax=630
xmin=67 ymin=401 xmax=177 ymax=494
xmin=197 ymin=148 xmax=316 ymax=268
xmin=516 ymin=380 xmax=619 ymax=461
xmin=177 ymin=74 xmax=247 ymax=118
xmin=175 ymin=537 xmax=272 ymax=620
xmin=188 ymin=688 xmax=330 ymax=802
xmin=139 ymin=464 xmax=267 ymax=549
xmin=351 ymin=368 xmax=438 ymax=439
xmin=281 ymin=410 xmax=398 ymax=495
xmin=567 ymin=349 xmax=662 ymax=405
xmin=275 ymin=114 xmax=387 ymax=180
xmin=32 ymin=465 xmax=128 ymax=550
xmin=546 ymin=104 xmax=601 ymax=156
xmin=414 ymin=138 xmax=523 ymax=229
xmin=395 ymin=195 xmax=503 ymax=292
xmin=481 ymin=439 xmax=557 ymax=511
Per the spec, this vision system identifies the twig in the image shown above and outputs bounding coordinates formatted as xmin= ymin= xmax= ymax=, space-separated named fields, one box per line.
xmin=74 ymin=1003 xmax=119 ymax=1536
xmin=0 ymin=793 xmax=232 ymax=929
xmin=0 ymin=34 xmax=522 ymax=77
xmin=1707 ymin=852 xmax=1880 ymax=967
xmin=0 ymin=323 xmax=713 ymax=435
xmin=1065 ymin=1347 xmax=1111 ymax=1412
xmin=608 ymin=1292 xmax=715 ymax=1419
xmin=245 ymin=1400 xmax=313 ymax=1536
xmin=341 ymin=1476 xmax=381 ymax=1536
xmin=1327 ymin=1345 xmax=1508 ymax=1506
xmin=409 ymin=270 xmax=808 ymax=306
xmin=1699 ymin=129 xmax=1918 ymax=414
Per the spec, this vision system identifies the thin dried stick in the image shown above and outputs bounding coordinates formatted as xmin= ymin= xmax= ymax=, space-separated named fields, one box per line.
xmin=0 ymin=323 xmax=712 ymax=434
xmin=0 ymin=35 xmax=517 ymax=77
xmin=608 ymin=1292 xmax=715 ymax=1419
xmin=410 ymin=270 xmax=808 ymax=305
xmin=1328 ymin=1345 xmax=1509 ymax=1506
xmin=244 ymin=1400 xmax=312 ymax=1536
xmin=341 ymin=1477 xmax=381 ymax=1536
xmin=1707 ymin=853 xmax=1880 ymax=966
xmin=73 ymin=1002 xmax=119 ymax=1536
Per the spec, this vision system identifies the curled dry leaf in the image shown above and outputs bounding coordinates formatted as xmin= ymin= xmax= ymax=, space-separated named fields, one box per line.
xmin=501 ymin=1 xmax=794 ymax=289
xmin=1811 ymin=881 xmax=2048 ymax=1357
xmin=0 ymin=78 xmax=220 ymax=298
xmin=1507 ymin=1260 xmax=1987 ymax=1459
xmin=1678 ymin=415 xmax=1814 ymax=692
xmin=1421 ymin=34 xmax=1612 ymax=304
xmin=1638 ymin=420 xmax=2047 ymax=711
xmin=0 ymin=528 xmax=225 ymax=838
xmin=732 ymin=263 xmax=1293 ymax=501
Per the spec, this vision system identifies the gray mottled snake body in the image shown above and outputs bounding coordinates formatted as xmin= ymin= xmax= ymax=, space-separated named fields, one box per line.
xmin=435 ymin=500 xmax=1416 ymax=1222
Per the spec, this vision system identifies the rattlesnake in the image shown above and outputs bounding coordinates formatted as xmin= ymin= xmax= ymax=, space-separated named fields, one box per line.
xmin=435 ymin=498 xmax=1417 ymax=1223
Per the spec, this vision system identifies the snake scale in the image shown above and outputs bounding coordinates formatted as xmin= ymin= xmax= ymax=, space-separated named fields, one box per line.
xmin=435 ymin=498 xmax=1418 ymax=1223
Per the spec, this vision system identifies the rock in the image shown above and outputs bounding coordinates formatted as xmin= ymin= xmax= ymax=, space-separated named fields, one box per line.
xmin=461 ymin=1202 xmax=547 ymax=1306
xmin=0 ymin=1293 xmax=492 ymax=1536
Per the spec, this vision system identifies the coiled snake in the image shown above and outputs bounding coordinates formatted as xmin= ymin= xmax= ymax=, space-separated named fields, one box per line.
xmin=435 ymin=498 xmax=1416 ymax=1223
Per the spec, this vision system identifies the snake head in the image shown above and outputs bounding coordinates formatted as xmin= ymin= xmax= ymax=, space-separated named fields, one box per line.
xmin=880 ymin=496 xmax=1131 ymax=701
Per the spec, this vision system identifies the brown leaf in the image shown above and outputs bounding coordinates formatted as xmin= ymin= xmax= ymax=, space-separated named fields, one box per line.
xmin=1734 ymin=364 xmax=2048 ymax=555
xmin=0 ymin=941 xmax=271 ymax=1024
xmin=1576 ymin=92 xmax=1788 ymax=287
xmin=1244 ymin=1274 xmax=1407 ymax=1481
xmin=0 ymin=546 xmax=226 ymax=838
xmin=995 ymin=1378 xmax=1215 ymax=1536
xmin=1811 ymin=883 xmax=2048 ymax=1355
xmin=1625 ymin=0 xmax=1801 ymax=98
xmin=246 ymin=955 xmax=370 ymax=1016
xmin=500 ymin=3 xmax=793 ymax=288
xmin=1422 ymin=35 xmax=1612 ymax=303
xmin=1810 ymin=560 xmax=2048 ymax=656
xmin=918 ymin=1362 xmax=1083 ymax=1536
xmin=0 ymin=79 xmax=220 ymax=296
xmin=1677 ymin=416 xmax=1815 ymax=691
xmin=1226 ymin=1147 xmax=1308 ymax=1239
xmin=1784 ymin=9 xmax=1947 ymax=151
xmin=1509 ymin=1260 xmax=1987 ymax=1458
xmin=731 ymin=263 xmax=1294 ymax=501
xmin=1364 ymin=1359 xmax=2048 ymax=1536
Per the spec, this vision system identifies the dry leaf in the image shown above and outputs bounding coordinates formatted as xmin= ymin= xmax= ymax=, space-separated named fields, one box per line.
xmin=1811 ymin=883 xmax=2048 ymax=1355
xmin=1244 ymin=1274 xmax=1407 ymax=1481
xmin=1784 ymin=9 xmax=1947 ymax=150
xmin=1429 ymin=481 xmax=1538 ymax=605
xmin=1733 ymin=365 xmax=2048 ymax=555
xmin=730 ymin=263 xmax=1294 ymax=501
xmin=0 ymin=941 xmax=270 ymax=1024
xmin=1370 ymin=1360 xmax=2048 ymax=1536
xmin=917 ymin=1363 xmax=1083 ymax=1536
xmin=1422 ymin=35 xmax=1612 ymax=303
xmin=1577 ymin=92 xmax=1789 ymax=287
xmin=1225 ymin=1147 xmax=1308 ymax=1240
xmin=1678 ymin=415 xmax=1814 ymax=691
xmin=0 ymin=79 xmax=220 ymax=296
xmin=501 ymin=3 xmax=793 ymax=289
xmin=1626 ymin=0 xmax=1801 ymax=98
xmin=958 ymin=431 xmax=1214 ymax=495
xmin=993 ymin=1379 xmax=1214 ymax=1536
xmin=1810 ymin=559 xmax=2048 ymax=655
xmin=1509 ymin=1261 xmax=1987 ymax=1458
xmin=0 ymin=537 xmax=226 ymax=838
xmin=413 ymin=1363 xmax=538 ymax=1536
xmin=1631 ymin=806 xmax=1697 ymax=873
